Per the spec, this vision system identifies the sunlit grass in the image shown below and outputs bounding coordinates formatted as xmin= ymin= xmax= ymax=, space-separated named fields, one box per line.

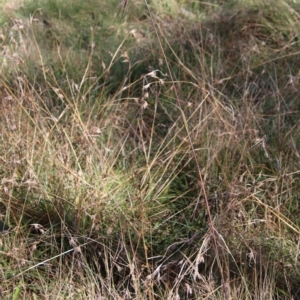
xmin=0 ymin=0 xmax=300 ymax=298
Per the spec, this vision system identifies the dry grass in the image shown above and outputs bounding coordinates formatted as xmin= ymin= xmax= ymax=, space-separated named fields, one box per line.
xmin=0 ymin=0 xmax=300 ymax=298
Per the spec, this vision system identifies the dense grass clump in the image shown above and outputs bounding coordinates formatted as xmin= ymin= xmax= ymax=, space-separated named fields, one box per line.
xmin=1 ymin=0 xmax=300 ymax=298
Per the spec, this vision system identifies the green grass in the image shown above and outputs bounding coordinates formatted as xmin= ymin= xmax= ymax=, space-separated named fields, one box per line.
xmin=1 ymin=0 xmax=300 ymax=298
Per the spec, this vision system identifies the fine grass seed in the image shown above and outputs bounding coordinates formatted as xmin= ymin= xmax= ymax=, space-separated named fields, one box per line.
xmin=0 ymin=0 xmax=300 ymax=298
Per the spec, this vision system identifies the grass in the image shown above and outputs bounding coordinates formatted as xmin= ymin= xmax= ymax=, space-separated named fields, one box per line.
xmin=1 ymin=0 xmax=300 ymax=298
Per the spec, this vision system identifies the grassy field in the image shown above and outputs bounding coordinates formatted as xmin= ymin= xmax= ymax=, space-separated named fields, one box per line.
xmin=1 ymin=0 xmax=300 ymax=298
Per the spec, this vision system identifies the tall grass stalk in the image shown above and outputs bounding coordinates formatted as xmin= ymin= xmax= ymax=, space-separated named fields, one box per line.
xmin=0 ymin=0 xmax=300 ymax=298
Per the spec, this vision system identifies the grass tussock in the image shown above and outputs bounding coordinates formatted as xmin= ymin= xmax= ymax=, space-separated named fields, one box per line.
xmin=1 ymin=0 xmax=300 ymax=298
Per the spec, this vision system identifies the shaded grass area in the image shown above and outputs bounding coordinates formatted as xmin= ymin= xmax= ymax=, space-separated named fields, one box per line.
xmin=1 ymin=0 xmax=300 ymax=298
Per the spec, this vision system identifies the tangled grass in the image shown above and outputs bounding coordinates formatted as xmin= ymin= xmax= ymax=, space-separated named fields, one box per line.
xmin=0 ymin=0 xmax=300 ymax=298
